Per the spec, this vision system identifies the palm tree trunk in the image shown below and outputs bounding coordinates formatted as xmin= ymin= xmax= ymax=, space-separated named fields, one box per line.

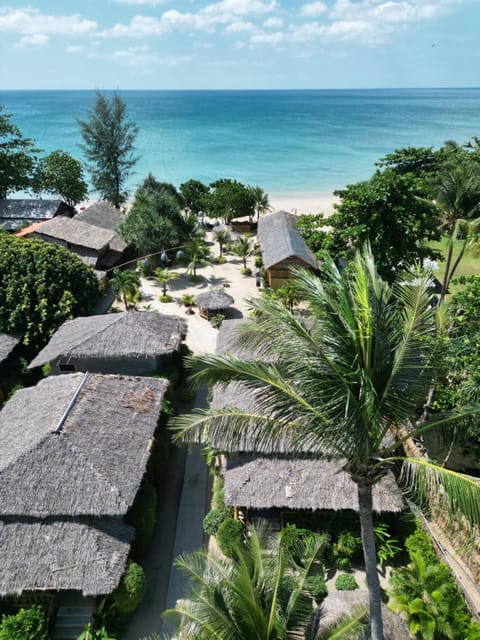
xmin=440 ymin=240 xmax=454 ymax=304
xmin=357 ymin=482 xmax=384 ymax=640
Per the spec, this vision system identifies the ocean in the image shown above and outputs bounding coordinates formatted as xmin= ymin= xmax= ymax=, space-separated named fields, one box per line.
xmin=1 ymin=88 xmax=480 ymax=196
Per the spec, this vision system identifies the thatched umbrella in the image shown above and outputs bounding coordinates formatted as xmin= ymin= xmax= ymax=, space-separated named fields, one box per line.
xmin=195 ymin=290 xmax=234 ymax=319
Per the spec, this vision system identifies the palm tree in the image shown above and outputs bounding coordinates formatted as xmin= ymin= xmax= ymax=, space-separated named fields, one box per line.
xmin=175 ymin=247 xmax=480 ymax=640
xmin=163 ymin=523 xmax=326 ymax=640
xmin=432 ymin=159 xmax=480 ymax=303
xmin=214 ymin=228 xmax=231 ymax=258
xmin=110 ymin=268 xmax=141 ymax=310
xmin=232 ymin=235 xmax=252 ymax=269
xmin=184 ymin=236 xmax=211 ymax=278
xmin=249 ymin=185 xmax=272 ymax=221
xmin=154 ymin=267 xmax=179 ymax=297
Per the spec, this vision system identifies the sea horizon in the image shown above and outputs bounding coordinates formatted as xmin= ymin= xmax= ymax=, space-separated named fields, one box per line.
xmin=2 ymin=87 xmax=480 ymax=198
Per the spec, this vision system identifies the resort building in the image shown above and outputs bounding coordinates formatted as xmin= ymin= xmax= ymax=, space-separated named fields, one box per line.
xmin=0 ymin=199 xmax=71 ymax=232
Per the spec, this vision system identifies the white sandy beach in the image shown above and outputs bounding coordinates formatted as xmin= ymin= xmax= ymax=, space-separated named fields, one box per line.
xmin=269 ymin=192 xmax=339 ymax=217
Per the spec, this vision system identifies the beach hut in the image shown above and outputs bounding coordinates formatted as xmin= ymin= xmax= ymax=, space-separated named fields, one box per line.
xmin=0 ymin=333 xmax=22 ymax=368
xmin=29 ymin=311 xmax=187 ymax=375
xmin=0 ymin=372 xmax=167 ymax=599
xmin=195 ymin=290 xmax=234 ymax=320
xmin=0 ymin=199 xmax=71 ymax=232
xmin=257 ymin=210 xmax=317 ymax=289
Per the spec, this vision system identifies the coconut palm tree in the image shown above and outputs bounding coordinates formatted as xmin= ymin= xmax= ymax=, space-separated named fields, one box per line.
xmin=163 ymin=523 xmax=326 ymax=640
xmin=110 ymin=268 xmax=141 ymax=310
xmin=155 ymin=267 xmax=179 ymax=297
xmin=232 ymin=235 xmax=252 ymax=269
xmin=175 ymin=247 xmax=480 ymax=640
xmin=431 ymin=159 xmax=480 ymax=303
xmin=184 ymin=236 xmax=211 ymax=278
xmin=249 ymin=185 xmax=272 ymax=221
xmin=214 ymin=228 xmax=232 ymax=258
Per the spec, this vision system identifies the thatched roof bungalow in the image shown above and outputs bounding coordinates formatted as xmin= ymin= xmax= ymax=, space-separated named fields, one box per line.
xmin=0 ymin=372 xmax=167 ymax=597
xmin=29 ymin=311 xmax=187 ymax=375
xmin=257 ymin=211 xmax=317 ymax=289
xmin=0 ymin=333 xmax=22 ymax=366
xmin=196 ymin=290 xmax=234 ymax=319
xmin=0 ymin=199 xmax=71 ymax=232
xmin=211 ymin=321 xmax=404 ymax=517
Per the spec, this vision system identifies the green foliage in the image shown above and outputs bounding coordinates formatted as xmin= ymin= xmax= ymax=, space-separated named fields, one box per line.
xmin=306 ymin=572 xmax=328 ymax=602
xmin=209 ymin=313 xmax=224 ymax=329
xmin=110 ymin=269 xmax=141 ymax=311
xmin=404 ymin=523 xmax=438 ymax=566
xmin=466 ymin=621 xmax=480 ymax=640
xmin=374 ymin=522 xmax=401 ymax=568
xmin=0 ymin=234 xmax=99 ymax=348
xmin=208 ymin=179 xmax=256 ymax=222
xmin=184 ymin=236 xmax=211 ymax=277
xmin=332 ymin=531 xmax=363 ymax=563
xmin=274 ymin=279 xmax=301 ymax=311
xmin=119 ymin=177 xmax=186 ymax=256
xmin=76 ymin=625 xmax=116 ymax=640
xmin=216 ymin=517 xmax=244 ymax=558
xmin=203 ymin=507 xmax=230 ymax=536
xmin=232 ymin=235 xmax=253 ymax=269
xmin=248 ymin=185 xmax=271 ymax=220
xmin=34 ymin=149 xmax=87 ymax=206
xmin=179 ymin=179 xmax=209 ymax=215
xmin=155 ymin=267 xmax=179 ymax=297
xmin=181 ymin=294 xmax=195 ymax=307
xmin=335 ymin=573 xmax=359 ymax=591
xmin=0 ymin=605 xmax=48 ymax=640
xmin=158 ymin=294 xmax=173 ymax=303
xmin=77 ymin=91 xmax=138 ymax=208
xmin=0 ymin=105 xmax=39 ymax=198
xmin=241 ymin=267 xmax=252 ymax=276
xmin=213 ymin=228 xmax=232 ymax=257
xmin=41 ymin=362 xmax=51 ymax=378
xmin=280 ymin=524 xmax=315 ymax=562
xmin=125 ymin=479 xmax=157 ymax=559
xmin=254 ymin=254 xmax=263 ymax=268
xmin=112 ymin=561 xmax=146 ymax=618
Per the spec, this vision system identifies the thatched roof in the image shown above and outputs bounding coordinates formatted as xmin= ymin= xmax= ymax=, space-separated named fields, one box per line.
xmin=258 ymin=210 xmax=317 ymax=270
xmin=196 ymin=290 xmax=234 ymax=311
xmin=29 ymin=311 xmax=187 ymax=369
xmin=222 ymin=454 xmax=403 ymax=512
xmin=0 ymin=516 xmax=133 ymax=597
xmin=0 ymin=333 xmax=21 ymax=365
xmin=34 ymin=216 xmax=115 ymax=251
xmin=0 ymin=199 xmax=67 ymax=231
xmin=76 ymin=202 xmax=127 ymax=253
xmin=314 ymin=592 xmax=411 ymax=640
xmin=0 ymin=372 xmax=167 ymax=517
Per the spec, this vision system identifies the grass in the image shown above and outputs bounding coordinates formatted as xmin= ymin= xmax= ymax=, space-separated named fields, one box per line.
xmin=427 ymin=238 xmax=480 ymax=297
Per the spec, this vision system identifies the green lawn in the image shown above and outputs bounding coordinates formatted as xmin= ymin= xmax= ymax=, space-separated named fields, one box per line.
xmin=427 ymin=237 xmax=480 ymax=297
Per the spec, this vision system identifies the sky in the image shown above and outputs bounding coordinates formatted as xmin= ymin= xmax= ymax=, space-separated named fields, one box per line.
xmin=0 ymin=0 xmax=479 ymax=90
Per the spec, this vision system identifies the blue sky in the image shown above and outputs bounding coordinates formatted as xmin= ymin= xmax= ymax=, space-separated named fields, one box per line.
xmin=0 ymin=0 xmax=479 ymax=89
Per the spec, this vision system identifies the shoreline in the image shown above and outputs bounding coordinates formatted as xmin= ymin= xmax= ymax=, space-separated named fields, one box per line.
xmin=269 ymin=192 xmax=339 ymax=217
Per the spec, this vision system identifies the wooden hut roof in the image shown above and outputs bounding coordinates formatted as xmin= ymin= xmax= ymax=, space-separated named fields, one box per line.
xmin=34 ymin=216 xmax=115 ymax=251
xmin=0 ymin=373 xmax=167 ymax=517
xmin=29 ymin=311 xmax=187 ymax=369
xmin=76 ymin=201 xmax=125 ymax=231
xmin=0 ymin=199 xmax=66 ymax=231
xmin=257 ymin=210 xmax=317 ymax=271
xmin=0 ymin=333 xmax=22 ymax=365
xmin=222 ymin=454 xmax=404 ymax=512
xmin=195 ymin=290 xmax=234 ymax=311
xmin=0 ymin=517 xmax=133 ymax=597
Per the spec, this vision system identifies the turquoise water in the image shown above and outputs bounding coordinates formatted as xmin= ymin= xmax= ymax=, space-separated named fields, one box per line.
xmin=1 ymin=88 xmax=480 ymax=195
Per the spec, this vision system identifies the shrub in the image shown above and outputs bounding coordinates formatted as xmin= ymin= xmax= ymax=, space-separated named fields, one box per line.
xmin=203 ymin=508 xmax=230 ymax=536
xmin=216 ymin=518 xmax=244 ymax=558
xmin=181 ymin=294 xmax=195 ymax=307
xmin=337 ymin=556 xmax=352 ymax=571
xmin=241 ymin=267 xmax=252 ymax=276
xmin=125 ymin=479 xmax=157 ymax=559
xmin=335 ymin=573 xmax=359 ymax=591
xmin=466 ymin=622 xmax=480 ymax=640
xmin=158 ymin=294 xmax=173 ymax=303
xmin=404 ymin=523 xmax=437 ymax=565
xmin=333 ymin=531 xmax=363 ymax=563
xmin=280 ymin=524 xmax=314 ymax=562
xmin=212 ymin=475 xmax=227 ymax=511
xmin=306 ymin=573 xmax=328 ymax=602
xmin=112 ymin=561 xmax=146 ymax=618
xmin=210 ymin=314 xmax=224 ymax=329
xmin=213 ymin=256 xmax=227 ymax=264
xmin=254 ymin=255 xmax=263 ymax=268
xmin=0 ymin=605 xmax=48 ymax=640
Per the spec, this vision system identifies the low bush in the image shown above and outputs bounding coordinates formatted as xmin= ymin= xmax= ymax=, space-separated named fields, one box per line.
xmin=0 ymin=605 xmax=48 ymax=640
xmin=158 ymin=294 xmax=173 ymax=303
xmin=280 ymin=524 xmax=314 ymax=562
xmin=404 ymin=523 xmax=437 ymax=565
xmin=210 ymin=314 xmax=224 ymax=329
xmin=203 ymin=508 xmax=230 ymax=536
xmin=306 ymin=573 xmax=328 ymax=602
xmin=241 ymin=267 xmax=252 ymax=276
xmin=254 ymin=255 xmax=263 ymax=268
xmin=112 ymin=561 xmax=146 ymax=618
xmin=332 ymin=531 xmax=363 ymax=564
xmin=335 ymin=573 xmax=359 ymax=591
xmin=337 ymin=556 xmax=352 ymax=571
xmin=216 ymin=518 xmax=244 ymax=558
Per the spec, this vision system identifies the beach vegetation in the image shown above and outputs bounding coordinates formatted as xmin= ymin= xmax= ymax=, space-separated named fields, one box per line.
xmin=184 ymin=236 xmax=211 ymax=278
xmin=208 ymin=178 xmax=256 ymax=223
xmin=335 ymin=574 xmax=359 ymax=591
xmin=155 ymin=267 xmax=179 ymax=297
xmin=232 ymin=234 xmax=253 ymax=269
xmin=180 ymin=178 xmax=210 ymax=215
xmin=0 ymin=233 xmax=99 ymax=348
xmin=77 ymin=91 xmax=139 ymax=208
xmin=33 ymin=149 xmax=88 ymax=207
xmin=248 ymin=184 xmax=272 ymax=221
xmin=163 ymin=522 xmax=326 ymax=639
xmin=0 ymin=605 xmax=48 ymax=640
xmin=0 ymin=105 xmax=39 ymax=199
xmin=175 ymin=247 xmax=480 ymax=640
xmin=119 ymin=176 xmax=188 ymax=258
xmin=110 ymin=268 xmax=141 ymax=311
xmin=213 ymin=228 xmax=231 ymax=257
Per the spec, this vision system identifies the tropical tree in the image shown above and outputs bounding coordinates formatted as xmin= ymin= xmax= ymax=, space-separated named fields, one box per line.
xmin=34 ymin=149 xmax=88 ymax=207
xmin=0 ymin=105 xmax=39 ymax=198
xmin=155 ymin=267 xmax=179 ymax=297
xmin=214 ymin=228 xmax=232 ymax=258
xmin=184 ymin=236 xmax=211 ymax=278
xmin=110 ymin=268 xmax=141 ymax=310
xmin=163 ymin=523 xmax=326 ymax=640
xmin=175 ymin=247 xmax=480 ymax=640
xmin=430 ymin=159 xmax=480 ymax=303
xmin=249 ymin=185 xmax=272 ymax=221
xmin=209 ymin=179 xmax=256 ymax=223
xmin=232 ymin=235 xmax=253 ymax=269
xmin=77 ymin=91 xmax=138 ymax=208
xmin=180 ymin=179 xmax=210 ymax=215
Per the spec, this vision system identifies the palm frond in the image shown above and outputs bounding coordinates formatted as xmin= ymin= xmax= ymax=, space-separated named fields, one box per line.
xmin=315 ymin=605 xmax=369 ymax=640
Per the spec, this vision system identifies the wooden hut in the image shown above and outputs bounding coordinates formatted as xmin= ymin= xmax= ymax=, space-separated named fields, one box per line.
xmin=195 ymin=290 xmax=234 ymax=320
xmin=28 ymin=311 xmax=187 ymax=375
xmin=0 ymin=199 xmax=71 ymax=232
xmin=257 ymin=211 xmax=317 ymax=289
xmin=0 ymin=372 xmax=167 ymax=598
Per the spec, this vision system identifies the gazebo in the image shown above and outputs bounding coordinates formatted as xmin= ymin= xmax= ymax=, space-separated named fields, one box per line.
xmin=195 ymin=290 xmax=234 ymax=320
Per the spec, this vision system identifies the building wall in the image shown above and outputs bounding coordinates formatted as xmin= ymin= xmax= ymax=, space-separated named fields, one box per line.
xmin=52 ymin=354 xmax=174 ymax=376
xmin=267 ymin=257 xmax=312 ymax=289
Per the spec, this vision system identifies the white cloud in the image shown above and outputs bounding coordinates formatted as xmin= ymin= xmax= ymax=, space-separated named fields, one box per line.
xmin=14 ymin=33 xmax=49 ymax=48
xmin=107 ymin=15 xmax=164 ymax=37
xmin=0 ymin=7 xmax=97 ymax=37
xmin=300 ymin=2 xmax=328 ymax=18
xmin=108 ymin=45 xmax=194 ymax=66
xmin=225 ymin=20 xmax=257 ymax=32
xmin=202 ymin=0 xmax=278 ymax=16
xmin=114 ymin=0 xmax=168 ymax=5
xmin=263 ymin=16 xmax=283 ymax=28
xmin=66 ymin=45 xmax=85 ymax=53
